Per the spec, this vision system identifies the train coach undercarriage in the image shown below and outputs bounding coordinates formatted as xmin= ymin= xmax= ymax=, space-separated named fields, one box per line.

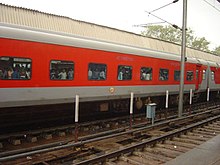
xmin=1 ymin=90 xmax=219 ymax=134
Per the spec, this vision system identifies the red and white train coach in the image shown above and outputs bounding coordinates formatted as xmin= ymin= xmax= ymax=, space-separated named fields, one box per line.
xmin=0 ymin=23 xmax=220 ymax=111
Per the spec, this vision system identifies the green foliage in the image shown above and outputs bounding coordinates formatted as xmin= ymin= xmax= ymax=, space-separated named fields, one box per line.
xmin=141 ymin=25 xmax=218 ymax=54
xmin=212 ymin=46 xmax=220 ymax=55
xmin=191 ymin=37 xmax=210 ymax=52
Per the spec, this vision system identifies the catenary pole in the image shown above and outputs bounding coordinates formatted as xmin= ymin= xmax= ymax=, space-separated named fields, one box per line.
xmin=178 ymin=0 xmax=187 ymax=117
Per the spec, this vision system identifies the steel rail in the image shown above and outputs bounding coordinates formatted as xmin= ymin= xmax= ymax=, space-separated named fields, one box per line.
xmin=74 ymin=114 xmax=220 ymax=165
xmin=0 ymin=104 xmax=219 ymax=162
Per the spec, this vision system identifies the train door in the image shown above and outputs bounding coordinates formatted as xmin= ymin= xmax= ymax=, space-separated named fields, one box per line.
xmin=195 ymin=64 xmax=201 ymax=90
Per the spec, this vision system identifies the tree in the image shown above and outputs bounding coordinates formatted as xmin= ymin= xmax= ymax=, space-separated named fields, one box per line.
xmin=141 ymin=25 xmax=211 ymax=52
xmin=191 ymin=37 xmax=210 ymax=52
xmin=213 ymin=46 xmax=220 ymax=55
xmin=141 ymin=25 xmax=182 ymax=44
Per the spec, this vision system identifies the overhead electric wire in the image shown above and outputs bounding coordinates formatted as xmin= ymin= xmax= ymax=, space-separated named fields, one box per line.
xmin=203 ymin=0 xmax=220 ymax=13
xmin=145 ymin=10 xmax=181 ymax=30
xmin=133 ymin=22 xmax=166 ymax=27
xmin=134 ymin=0 xmax=181 ymax=30
xmin=149 ymin=0 xmax=179 ymax=14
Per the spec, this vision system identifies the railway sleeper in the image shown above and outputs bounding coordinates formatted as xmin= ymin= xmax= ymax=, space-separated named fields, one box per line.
xmin=105 ymin=161 xmax=117 ymax=165
xmin=154 ymin=145 xmax=183 ymax=155
xmin=156 ymin=143 xmax=189 ymax=153
xmin=195 ymin=127 xmax=219 ymax=134
xmin=119 ymin=155 xmax=143 ymax=165
xmin=188 ymin=131 xmax=215 ymax=138
xmin=165 ymin=139 xmax=197 ymax=149
xmin=198 ymin=126 xmax=220 ymax=134
xmin=129 ymin=155 xmax=162 ymax=165
xmin=134 ymin=150 xmax=172 ymax=162
xmin=172 ymin=137 xmax=203 ymax=145
xmin=144 ymin=147 xmax=178 ymax=158
xmin=193 ymin=129 xmax=218 ymax=136
xmin=202 ymin=125 xmax=220 ymax=132
xmin=180 ymin=134 xmax=208 ymax=141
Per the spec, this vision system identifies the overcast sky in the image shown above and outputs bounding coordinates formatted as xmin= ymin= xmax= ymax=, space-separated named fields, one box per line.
xmin=0 ymin=0 xmax=220 ymax=49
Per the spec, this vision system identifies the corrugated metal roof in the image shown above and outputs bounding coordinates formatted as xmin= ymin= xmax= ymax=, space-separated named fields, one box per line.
xmin=0 ymin=3 xmax=219 ymax=64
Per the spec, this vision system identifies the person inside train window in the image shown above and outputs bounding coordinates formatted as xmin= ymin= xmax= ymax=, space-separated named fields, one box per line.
xmin=20 ymin=66 xmax=26 ymax=79
xmin=159 ymin=68 xmax=169 ymax=81
xmin=202 ymin=70 xmax=206 ymax=80
xmin=0 ymin=69 xmax=3 ymax=79
xmin=118 ymin=70 xmax=123 ymax=80
xmin=99 ymin=70 xmax=106 ymax=80
xmin=88 ymin=63 xmax=107 ymax=80
xmin=12 ymin=67 xmax=20 ymax=79
xmin=141 ymin=67 xmax=152 ymax=81
xmin=88 ymin=68 xmax=93 ymax=79
xmin=68 ymin=69 xmax=74 ymax=80
xmin=58 ymin=69 xmax=67 ymax=80
xmin=186 ymin=71 xmax=193 ymax=81
xmin=211 ymin=71 xmax=215 ymax=81
xmin=7 ymin=67 xmax=13 ymax=79
xmin=2 ymin=68 xmax=8 ymax=79
xmin=0 ymin=57 xmax=32 ymax=80
xmin=118 ymin=65 xmax=132 ymax=80
xmin=50 ymin=60 xmax=74 ymax=80
xmin=26 ymin=68 xmax=31 ymax=79
xmin=174 ymin=70 xmax=180 ymax=81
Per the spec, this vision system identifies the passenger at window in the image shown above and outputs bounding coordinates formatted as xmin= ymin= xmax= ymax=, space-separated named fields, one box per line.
xmin=20 ymin=66 xmax=26 ymax=79
xmin=118 ymin=70 xmax=123 ymax=80
xmin=68 ymin=69 xmax=73 ymax=80
xmin=0 ymin=70 xmax=3 ymax=79
xmin=88 ymin=68 xmax=92 ymax=79
xmin=12 ymin=68 xmax=20 ymax=79
xmin=58 ymin=69 xmax=67 ymax=80
xmin=3 ymin=68 xmax=8 ymax=79
xmin=50 ymin=69 xmax=56 ymax=79
xmin=26 ymin=69 xmax=31 ymax=79
xmin=93 ymin=68 xmax=99 ymax=80
xmin=7 ymin=68 xmax=13 ymax=79
xmin=99 ymin=70 xmax=105 ymax=80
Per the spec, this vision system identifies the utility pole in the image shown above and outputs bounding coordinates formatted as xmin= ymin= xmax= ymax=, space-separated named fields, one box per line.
xmin=178 ymin=0 xmax=187 ymax=117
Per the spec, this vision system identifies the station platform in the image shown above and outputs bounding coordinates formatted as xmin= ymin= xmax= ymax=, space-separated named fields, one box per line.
xmin=165 ymin=134 xmax=220 ymax=165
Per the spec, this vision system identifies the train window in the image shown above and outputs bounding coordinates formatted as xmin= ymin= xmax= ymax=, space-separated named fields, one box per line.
xmin=118 ymin=65 xmax=132 ymax=80
xmin=140 ymin=67 xmax=152 ymax=81
xmin=159 ymin=68 xmax=169 ymax=81
xmin=88 ymin=63 xmax=107 ymax=80
xmin=196 ymin=70 xmax=199 ymax=80
xmin=186 ymin=71 xmax=194 ymax=81
xmin=211 ymin=71 xmax=215 ymax=81
xmin=50 ymin=60 xmax=74 ymax=80
xmin=202 ymin=70 xmax=206 ymax=80
xmin=0 ymin=57 xmax=32 ymax=80
xmin=174 ymin=70 xmax=180 ymax=81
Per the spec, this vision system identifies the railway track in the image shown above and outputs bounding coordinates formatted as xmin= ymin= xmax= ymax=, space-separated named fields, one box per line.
xmin=74 ymin=114 xmax=220 ymax=165
xmin=0 ymin=102 xmax=220 ymax=164
xmin=0 ymin=101 xmax=215 ymax=151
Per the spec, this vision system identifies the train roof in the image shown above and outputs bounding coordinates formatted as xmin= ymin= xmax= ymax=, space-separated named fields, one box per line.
xmin=0 ymin=3 xmax=220 ymax=66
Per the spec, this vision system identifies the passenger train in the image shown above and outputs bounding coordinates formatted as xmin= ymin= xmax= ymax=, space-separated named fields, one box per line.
xmin=0 ymin=23 xmax=220 ymax=112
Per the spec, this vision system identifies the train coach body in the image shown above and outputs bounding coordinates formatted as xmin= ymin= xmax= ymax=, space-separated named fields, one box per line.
xmin=0 ymin=23 xmax=220 ymax=108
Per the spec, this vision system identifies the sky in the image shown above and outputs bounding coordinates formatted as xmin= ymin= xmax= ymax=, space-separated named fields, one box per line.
xmin=0 ymin=0 xmax=220 ymax=49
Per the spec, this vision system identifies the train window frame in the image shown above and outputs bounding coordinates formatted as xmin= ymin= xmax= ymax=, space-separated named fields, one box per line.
xmin=117 ymin=65 xmax=132 ymax=81
xmin=186 ymin=71 xmax=194 ymax=81
xmin=88 ymin=63 xmax=107 ymax=81
xmin=0 ymin=56 xmax=32 ymax=80
xmin=159 ymin=68 xmax=169 ymax=81
xmin=211 ymin=71 xmax=215 ymax=81
xmin=140 ymin=67 xmax=152 ymax=81
xmin=50 ymin=60 xmax=74 ymax=80
xmin=202 ymin=70 xmax=206 ymax=80
xmin=174 ymin=70 xmax=180 ymax=81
